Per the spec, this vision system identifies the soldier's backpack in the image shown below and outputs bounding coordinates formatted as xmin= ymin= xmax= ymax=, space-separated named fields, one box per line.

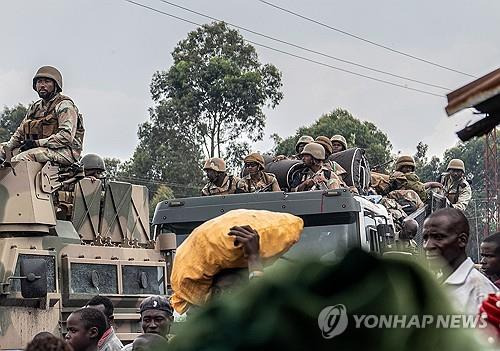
xmin=387 ymin=189 xmax=424 ymax=215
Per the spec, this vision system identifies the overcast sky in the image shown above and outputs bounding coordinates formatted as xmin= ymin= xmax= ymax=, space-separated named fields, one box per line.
xmin=1 ymin=0 xmax=499 ymax=162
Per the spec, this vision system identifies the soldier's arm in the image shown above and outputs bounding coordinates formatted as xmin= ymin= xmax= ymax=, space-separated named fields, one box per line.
xmin=1 ymin=115 xmax=28 ymax=152
xmin=453 ymin=183 xmax=472 ymax=211
xmin=36 ymin=100 xmax=77 ymax=149
xmin=271 ymin=177 xmax=281 ymax=192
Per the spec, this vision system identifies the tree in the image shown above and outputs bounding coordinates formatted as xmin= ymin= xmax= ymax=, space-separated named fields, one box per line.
xmin=150 ymin=21 xmax=283 ymax=158
xmin=0 ymin=104 xmax=27 ymax=142
xmin=149 ymin=184 xmax=175 ymax=218
xmin=274 ymin=108 xmax=392 ymax=167
xmin=103 ymin=157 xmax=122 ymax=181
xmin=121 ymin=101 xmax=204 ymax=198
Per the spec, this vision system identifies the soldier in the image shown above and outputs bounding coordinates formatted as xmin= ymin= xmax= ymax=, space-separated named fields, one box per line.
xmin=201 ymin=157 xmax=238 ymax=196
xmin=315 ymin=136 xmax=348 ymax=182
xmin=0 ymin=66 xmax=84 ymax=165
xmin=235 ymin=153 xmax=280 ymax=193
xmin=294 ymin=143 xmax=342 ymax=191
xmin=330 ymin=134 xmax=347 ymax=154
xmin=441 ymin=159 xmax=472 ymax=211
xmin=82 ymin=154 xmax=106 ymax=180
xmin=293 ymin=135 xmax=314 ymax=159
xmin=390 ymin=155 xmax=427 ymax=202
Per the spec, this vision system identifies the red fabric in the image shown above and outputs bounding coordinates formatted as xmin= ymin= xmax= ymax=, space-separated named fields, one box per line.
xmin=98 ymin=327 xmax=113 ymax=348
xmin=479 ymin=294 xmax=500 ymax=335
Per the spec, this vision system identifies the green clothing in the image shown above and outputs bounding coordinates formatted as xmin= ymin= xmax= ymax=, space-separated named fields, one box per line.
xmin=169 ymin=249 xmax=487 ymax=351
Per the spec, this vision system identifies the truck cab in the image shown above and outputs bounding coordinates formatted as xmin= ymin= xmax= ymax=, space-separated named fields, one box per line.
xmin=152 ymin=189 xmax=396 ymax=264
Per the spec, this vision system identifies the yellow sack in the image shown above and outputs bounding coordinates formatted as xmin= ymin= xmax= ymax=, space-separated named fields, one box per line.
xmin=170 ymin=209 xmax=304 ymax=314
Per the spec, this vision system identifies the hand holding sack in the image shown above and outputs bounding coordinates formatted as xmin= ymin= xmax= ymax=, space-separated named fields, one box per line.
xmin=170 ymin=209 xmax=304 ymax=314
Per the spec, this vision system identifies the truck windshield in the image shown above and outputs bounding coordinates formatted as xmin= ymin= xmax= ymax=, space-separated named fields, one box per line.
xmin=282 ymin=211 xmax=359 ymax=261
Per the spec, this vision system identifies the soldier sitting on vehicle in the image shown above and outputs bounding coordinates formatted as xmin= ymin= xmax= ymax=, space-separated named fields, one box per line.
xmin=434 ymin=159 xmax=472 ymax=211
xmin=330 ymin=134 xmax=348 ymax=154
xmin=315 ymin=136 xmax=349 ymax=186
xmin=201 ymin=157 xmax=239 ymax=196
xmin=235 ymin=153 xmax=281 ymax=193
xmin=385 ymin=155 xmax=428 ymax=202
xmin=294 ymin=143 xmax=343 ymax=192
xmin=0 ymin=66 xmax=84 ymax=166
xmin=82 ymin=153 xmax=107 ymax=181
xmin=293 ymin=135 xmax=314 ymax=159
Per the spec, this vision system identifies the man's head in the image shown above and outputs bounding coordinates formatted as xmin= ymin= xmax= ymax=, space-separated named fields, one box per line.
xmin=211 ymin=268 xmax=248 ymax=298
xmin=139 ymin=295 xmax=173 ymax=337
xmin=480 ymin=232 xmax=500 ymax=279
xmin=81 ymin=154 xmax=106 ymax=179
xmin=26 ymin=334 xmax=71 ymax=351
xmin=422 ymin=208 xmax=469 ymax=269
xmin=86 ymin=295 xmax=114 ymax=326
xmin=203 ymin=158 xmax=226 ymax=183
xmin=400 ymin=218 xmax=418 ymax=240
xmin=395 ymin=155 xmax=415 ymax=174
xmin=65 ymin=308 xmax=107 ymax=351
xmin=244 ymin=153 xmax=265 ymax=176
xmin=295 ymin=135 xmax=314 ymax=154
xmin=132 ymin=333 xmax=166 ymax=351
xmin=300 ymin=142 xmax=325 ymax=168
xmin=314 ymin=136 xmax=333 ymax=159
xmin=446 ymin=159 xmax=465 ymax=181
xmin=330 ymin=135 xmax=347 ymax=154
xmin=33 ymin=66 xmax=62 ymax=100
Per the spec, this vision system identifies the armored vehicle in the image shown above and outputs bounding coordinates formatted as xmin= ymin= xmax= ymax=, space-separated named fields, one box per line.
xmin=0 ymin=160 xmax=174 ymax=348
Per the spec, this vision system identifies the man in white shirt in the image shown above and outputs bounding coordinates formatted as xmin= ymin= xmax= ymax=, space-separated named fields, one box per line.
xmin=423 ymin=208 xmax=497 ymax=315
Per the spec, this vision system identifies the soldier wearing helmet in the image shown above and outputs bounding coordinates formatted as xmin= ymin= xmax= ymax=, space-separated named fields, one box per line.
xmin=387 ymin=155 xmax=427 ymax=202
xmin=82 ymin=153 xmax=106 ymax=179
xmin=235 ymin=152 xmax=280 ymax=193
xmin=439 ymin=159 xmax=472 ymax=211
xmin=294 ymin=142 xmax=343 ymax=192
xmin=0 ymin=66 xmax=84 ymax=165
xmin=330 ymin=134 xmax=347 ymax=154
xmin=315 ymin=136 xmax=348 ymax=185
xmin=201 ymin=157 xmax=239 ymax=196
xmin=292 ymin=135 xmax=314 ymax=159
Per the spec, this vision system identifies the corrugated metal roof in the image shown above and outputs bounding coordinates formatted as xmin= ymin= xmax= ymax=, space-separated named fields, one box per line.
xmin=445 ymin=68 xmax=500 ymax=116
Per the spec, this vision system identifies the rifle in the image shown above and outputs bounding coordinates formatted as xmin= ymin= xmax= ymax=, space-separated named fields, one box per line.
xmin=371 ymin=159 xmax=393 ymax=172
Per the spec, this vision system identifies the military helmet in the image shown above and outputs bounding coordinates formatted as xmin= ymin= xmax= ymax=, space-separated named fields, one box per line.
xmin=203 ymin=157 xmax=226 ymax=172
xmin=314 ymin=136 xmax=333 ymax=156
xmin=33 ymin=66 xmax=63 ymax=92
xmin=330 ymin=134 xmax=347 ymax=150
xmin=447 ymin=159 xmax=465 ymax=172
xmin=295 ymin=135 xmax=314 ymax=153
xmin=300 ymin=142 xmax=325 ymax=160
xmin=244 ymin=152 xmax=265 ymax=169
xmin=395 ymin=155 xmax=415 ymax=171
xmin=81 ymin=153 xmax=106 ymax=172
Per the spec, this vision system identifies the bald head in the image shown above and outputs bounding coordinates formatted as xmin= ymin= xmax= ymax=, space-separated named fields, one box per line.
xmin=400 ymin=218 xmax=418 ymax=240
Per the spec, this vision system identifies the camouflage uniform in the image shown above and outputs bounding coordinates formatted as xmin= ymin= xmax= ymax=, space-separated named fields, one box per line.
xmin=389 ymin=171 xmax=428 ymax=203
xmin=235 ymin=172 xmax=280 ymax=193
xmin=441 ymin=174 xmax=472 ymax=211
xmin=0 ymin=66 xmax=84 ymax=165
xmin=297 ymin=165 xmax=343 ymax=191
xmin=202 ymin=175 xmax=239 ymax=196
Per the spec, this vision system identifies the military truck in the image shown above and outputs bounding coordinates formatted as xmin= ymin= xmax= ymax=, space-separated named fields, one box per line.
xmin=0 ymin=160 xmax=174 ymax=348
xmin=152 ymin=189 xmax=397 ymax=262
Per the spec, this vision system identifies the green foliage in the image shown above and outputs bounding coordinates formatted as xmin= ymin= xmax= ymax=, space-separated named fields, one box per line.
xmin=0 ymin=104 xmax=27 ymax=142
xmin=102 ymin=157 xmax=122 ymax=180
xmin=150 ymin=21 xmax=283 ymax=158
xmin=274 ymin=108 xmax=392 ymax=167
xmin=150 ymin=184 xmax=174 ymax=218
